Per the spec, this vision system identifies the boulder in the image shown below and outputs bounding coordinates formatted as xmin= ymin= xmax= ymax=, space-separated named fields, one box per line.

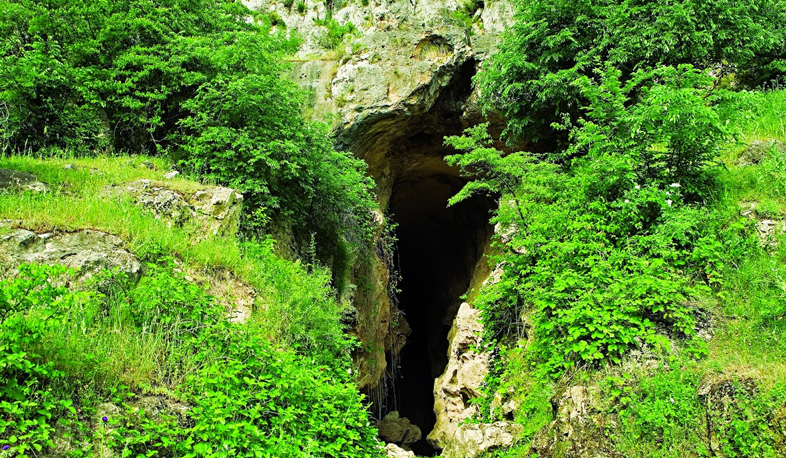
xmin=0 ymin=229 xmax=141 ymax=281
xmin=104 ymin=180 xmax=243 ymax=237
xmin=738 ymin=139 xmax=786 ymax=166
xmin=378 ymin=411 xmax=422 ymax=446
xmin=384 ymin=443 xmax=415 ymax=458
xmin=0 ymin=168 xmax=48 ymax=193
xmin=441 ymin=422 xmax=524 ymax=458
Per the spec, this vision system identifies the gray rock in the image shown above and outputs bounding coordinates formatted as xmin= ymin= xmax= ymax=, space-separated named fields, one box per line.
xmin=163 ymin=170 xmax=180 ymax=179
xmin=738 ymin=139 xmax=786 ymax=166
xmin=378 ymin=411 xmax=422 ymax=446
xmin=0 ymin=168 xmax=48 ymax=193
xmin=531 ymin=386 xmax=610 ymax=458
xmin=442 ymin=422 xmax=524 ymax=458
xmin=104 ymin=180 xmax=243 ymax=238
xmin=0 ymin=229 xmax=141 ymax=282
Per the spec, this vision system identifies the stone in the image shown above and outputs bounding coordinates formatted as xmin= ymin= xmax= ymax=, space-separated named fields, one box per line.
xmin=378 ymin=411 xmax=422 ymax=446
xmin=163 ymin=170 xmax=180 ymax=179
xmin=531 ymin=385 xmax=610 ymax=458
xmin=0 ymin=168 xmax=48 ymax=193
xmin=384 ymin=443 xmax=415 ymax=458
xmin=0 ymin=229 xmax=142 ymax=282
xmin=429 ymin=302 xmax=489 ymax=449
xmin=441 ymin=422 xmax=524 ymax=458
xmin=104 ymin=180 xmax=243 ymax=237
xmin=140 ymin=160 xmax=156 ymax=170
xmin=739 ymin=202 xmax=786 ymax=247
xmin=738 ymin=139 xmax=786 ymax=166
xmin=698 ymin=376 xmax=764 ymax=455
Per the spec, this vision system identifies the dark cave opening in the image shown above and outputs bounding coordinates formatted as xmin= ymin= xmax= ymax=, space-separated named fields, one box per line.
xmin=389 ymin=169 xmax=495 ymax=456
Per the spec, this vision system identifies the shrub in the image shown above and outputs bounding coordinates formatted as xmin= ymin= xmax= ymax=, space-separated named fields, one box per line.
xmin=477 ymin=0 xmax=786 ymax=145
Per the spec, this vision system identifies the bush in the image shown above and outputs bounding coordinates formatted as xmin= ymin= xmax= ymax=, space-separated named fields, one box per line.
xmin=477 ymin=0 xmax=786 ymax=145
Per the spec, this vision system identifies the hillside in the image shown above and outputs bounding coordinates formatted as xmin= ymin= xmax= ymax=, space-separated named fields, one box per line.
xmin=3 ymin=0 xmax=786 ymax=457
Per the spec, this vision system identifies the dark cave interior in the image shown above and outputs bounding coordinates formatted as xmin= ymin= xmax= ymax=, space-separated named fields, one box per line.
xmin=388 ymin=168 xmax=495 ymax=456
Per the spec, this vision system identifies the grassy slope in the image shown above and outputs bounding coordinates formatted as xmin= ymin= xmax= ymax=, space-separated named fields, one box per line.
xmin=481 ymin=89 xmax=786 ymax=458
xmin=0 ymin=154 xmax=382 ymax=457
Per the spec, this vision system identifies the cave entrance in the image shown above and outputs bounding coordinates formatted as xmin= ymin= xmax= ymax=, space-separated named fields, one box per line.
xmin=389 ymin=165 xmax=495 ymax=455
xmin=335 ymin=55 xmax=504 ymax=454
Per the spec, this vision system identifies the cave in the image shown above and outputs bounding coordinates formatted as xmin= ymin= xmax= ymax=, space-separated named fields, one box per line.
xmin=389 ymin=169 xmax=495 ymax=455
xmin=336 ymin=55 xmax=503 ymax=454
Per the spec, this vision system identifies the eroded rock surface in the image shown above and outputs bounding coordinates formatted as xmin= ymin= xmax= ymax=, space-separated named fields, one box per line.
xmin=384 ymin=443 xmax=415 ymax=458
xmin=531 ymin=385 xmax=610 ymax=458
xmin=0 ymin=168 xmax=48 ymax=193
xmin=0 ymin=229 xmax=141 ymax=281
xmin=442 ymin=422 xmax=524 ymax=458
xmin=104 ymin=180 xmax=243 ymax=237
xmin=429 ymin=301 xmax=489 ymax=449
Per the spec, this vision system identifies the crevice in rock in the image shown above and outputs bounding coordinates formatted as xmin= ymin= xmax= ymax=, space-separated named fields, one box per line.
xmin=340 ymin=54 xmax=502 ymax=455
xmin=388 ymin=170 xmax=494 ymax=455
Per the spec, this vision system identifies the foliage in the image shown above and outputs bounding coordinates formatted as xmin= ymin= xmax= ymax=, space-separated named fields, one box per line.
xmin=313 ymin=13 xmax=357 ymax=50
xmin=446 ymin=63 xmax=745 ymax=375
xmin=0 ymin=0 xmax=375 ymax=256
xmin=0 ymin=261 xmax=383 ymax=457
xmin=0 ymin=264 xmax=85 ymax=456
xmin=477 ymin=0 xmax=786 ymax=145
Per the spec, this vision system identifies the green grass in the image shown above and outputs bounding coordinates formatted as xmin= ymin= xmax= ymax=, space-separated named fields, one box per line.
xmin=476 ymin=90 xmax=786 ymax=458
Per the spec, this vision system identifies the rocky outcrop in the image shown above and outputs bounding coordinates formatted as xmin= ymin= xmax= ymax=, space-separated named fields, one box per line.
xmin=429 ymin=301 xmax=489 ymax=448
xmin=0 ymin=168 xmax=48 ymax=193
xmin=531 ymin=386 xmax=610 ymax=458
xmin=104 ymin=180 xmax=243 ymax=238
xmin=740 ymin=201 xmax=786 ymax=247
xmin=738 ymin=139 xmax=786 ymax=166
xmin=442 ymin=422 xmax=524 ymax=458
xmin=378 ymin=411 xmax=422 ymax=448
xmin=0 ymin=228 xmax=141 ymax=281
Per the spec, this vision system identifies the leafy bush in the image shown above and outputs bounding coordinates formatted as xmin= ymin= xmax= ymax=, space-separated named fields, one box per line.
xmin=0 ymin=264 xmax=84 ymax=455
xmin=445 ymin=64 xmax=739 ymax=374
xmin=477 ymin=0 xmax=786 ymax=145
xmin=0 ymin=260 xmax=383 ymax=457
xmin=0 ymin=0 xmax=375 ymax=255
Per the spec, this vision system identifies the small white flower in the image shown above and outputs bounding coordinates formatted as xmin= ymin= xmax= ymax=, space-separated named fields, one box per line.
xmin=670 ymin=182 xmax=681 ymax=188
xmin=665 ymin=191 xmax=671 ymax=196
xmin=624 ymin=199 xmax=630 ymax=203
xmin=635 ymin=185 xmax=641 ymax=189
xmin=666 ymin=199 xmax=673 ymax=207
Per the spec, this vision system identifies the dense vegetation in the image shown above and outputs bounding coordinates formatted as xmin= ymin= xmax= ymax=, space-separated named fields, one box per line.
xmin=0 ymin=0 xmax=382 ymax=456
xmin=0 ymin=0 xmax=375 ymax=254
xmin=449 ymin=0 xmax=786 ymax=455
xmin=0 ymin=156 xmax=385 ymax=457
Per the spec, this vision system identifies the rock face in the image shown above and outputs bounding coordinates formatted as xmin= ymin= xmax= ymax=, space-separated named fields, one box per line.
xmin=104 ymin=180 xmax=243 ymax=238
xmin=442 ymin=422 xmax=524 ymax=458
xmin=248 ymin=0 xmax=512 ymax=447
xmin=0 ymin=168 xmax=48 ymax=193
xmin=0 ymin=228 xmax=141 ymax=281
xmin=531 ymin=385 xmax=610 ymax=458
xmin=429 ymin=301 xmax=490 ymax=448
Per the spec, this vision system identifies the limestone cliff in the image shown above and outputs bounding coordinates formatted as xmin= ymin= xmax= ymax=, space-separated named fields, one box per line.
xmin=245 ymin=0 xmax=513 ymax=400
